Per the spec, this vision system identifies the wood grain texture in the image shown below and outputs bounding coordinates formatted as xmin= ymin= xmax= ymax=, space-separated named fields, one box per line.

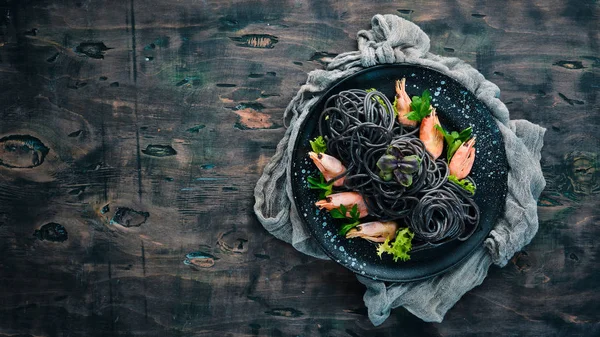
xmin=0 ymin=0 xmax=598 ymax=336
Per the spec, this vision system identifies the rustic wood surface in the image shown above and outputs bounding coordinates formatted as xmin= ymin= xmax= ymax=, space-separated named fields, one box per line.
xmin=0 ymin=0 xmax=598 ymax=336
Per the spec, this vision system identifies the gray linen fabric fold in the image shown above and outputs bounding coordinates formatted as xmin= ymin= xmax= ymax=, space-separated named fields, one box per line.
xmin=254 ymin=14 xmax=546 ymax=325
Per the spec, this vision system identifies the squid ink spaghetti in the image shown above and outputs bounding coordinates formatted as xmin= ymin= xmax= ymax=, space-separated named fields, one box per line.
xmin=308 ymin=82 xmax=479 ymax=260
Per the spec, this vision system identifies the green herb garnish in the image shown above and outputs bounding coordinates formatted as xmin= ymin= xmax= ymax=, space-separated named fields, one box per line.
xmin=406 ymin=90 xmax=432 ymax=122
xmin=448 ymin=175 xmax=476 ymax=195
xmin=366 ymin=88 xmax=393 ymax=116
xmin=434 ymin=125 xmax=472 ymax=161
xmin=307 ymin=172 xmax=333 ymax=199
xmin=376 ymin=227 xmax=414 ymax=262
xmin=391 ymin=95 xmax=399 ymax=117
xmin=339 ymin=223 xmax=358 ymax=236
xmin=309 ymin=136 xmax=327 ymax=154
xmin=330 ymin=204 xmax=361 ymax=236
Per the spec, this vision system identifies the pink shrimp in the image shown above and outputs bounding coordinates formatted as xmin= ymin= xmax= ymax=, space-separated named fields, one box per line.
xmin=449 ymin=138 xmax=476 ymax=179
xmin=315 ymin=192 xmax=368 ymax=218
xmin=345 ymin=221 xmax=398 ymax=242
xmin=395 ymin=78 xmax=416 ymax=127
xmin=308 ymin=152 xmax=346 ymax=187
xmin=419 ymin=107 xmax=443 ymax=159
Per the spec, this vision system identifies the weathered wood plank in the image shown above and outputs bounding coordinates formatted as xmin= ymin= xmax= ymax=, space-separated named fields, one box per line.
xmin=0 ymin=0 xmax=598 ymax=336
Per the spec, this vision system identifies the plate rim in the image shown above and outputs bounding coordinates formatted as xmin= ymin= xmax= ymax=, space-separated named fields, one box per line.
xmin=289 ymin=63 xmax=508 ymax=282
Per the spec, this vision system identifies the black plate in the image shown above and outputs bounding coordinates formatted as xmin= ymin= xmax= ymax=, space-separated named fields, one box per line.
xmin=290 ymin=64 xmax=508 ymax=282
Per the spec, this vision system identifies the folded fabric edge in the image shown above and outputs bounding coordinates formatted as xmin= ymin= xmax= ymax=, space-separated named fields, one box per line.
xmin=252 ymin=13 xmax=547 ymax=326
xmin=357 ymin=248 xmax=493 ymax=325
xmin=484 ymin=120 xmax=547 ymax=266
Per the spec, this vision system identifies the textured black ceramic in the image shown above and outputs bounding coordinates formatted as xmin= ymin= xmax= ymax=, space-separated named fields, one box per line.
xmin=290 ymin=64 xmax=508 ymax=282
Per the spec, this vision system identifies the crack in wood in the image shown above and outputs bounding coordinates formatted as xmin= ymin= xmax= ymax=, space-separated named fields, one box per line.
xmin=68 ymin=130 xmax=83 ymax=137
xmin=186 ymin=125 xmax=206 ymax=133
xmin=558 ymin=93 xmax=584 ymax=105
xmin=75 ymin=42 xmax=112 ymax=59
xmin=183 ymin=251 xmax=218 ymax=269
xmin=67 ymin=81 xmax=87 ymax=89
xmin=33 ymin=223 xmax=68 ymax=242
xmin=23 ymin=28 xmax=38 ymax=36
xmin=217 ymin=229 xmax=248 ymax=254
xmin=264 ymin=308 xmax=304 ymax=318
xmin=110 ymin=207 xmax=149 ymax=227
xmin=230 ymin=34 xmax=278 ymax=48
xmin=68 ymin=186 xmax=87 ymax=195
xmin=254 ymin=253 xmax=270 ymax=259
xmin=46 ymin=52 xmax=59 ymax=63
xmin=553 ymin=60 xmax=585 ymax=69
xmin=0 ymin=135 xmax=50 ymax=168
xmin=141 ymin=144 xmax=177 ymax=157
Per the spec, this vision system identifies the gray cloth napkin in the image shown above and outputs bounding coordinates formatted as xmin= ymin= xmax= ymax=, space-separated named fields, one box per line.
xmin=254 ymin=14 xmax=546 ymax=325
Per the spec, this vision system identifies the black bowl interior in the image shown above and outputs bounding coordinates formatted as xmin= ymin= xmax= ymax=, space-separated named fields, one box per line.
xmin=290 ymin=64 xmax=508 ymax=282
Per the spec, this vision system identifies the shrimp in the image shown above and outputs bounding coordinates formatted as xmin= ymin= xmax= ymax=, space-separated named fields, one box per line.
xmin=315 ymin=192 xmax=368 ymax=218
xmin=419 ymin=107 xmax=443 ymax=159
xmin=308 ymin=152 xmax=346 ymax=187
xmin=449 ymin=138 xmax=476 ymax=179
xmin=395 ymin=78 xmax=417 ymax=127
xmin=345 ymin=221 xmax=398 ymax=242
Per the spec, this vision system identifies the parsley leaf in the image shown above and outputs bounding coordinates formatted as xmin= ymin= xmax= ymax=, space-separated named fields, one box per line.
xmin=307 ymin=173 xmax=333 ymax=199
xmin=331 ymin=204 xmax=361 ymax=236
xmin=392 ymin=95 xmax=399 ymax=117
xmin=406 ymin=90 xmax=432 ymax=122
xmin=458 ymin=127 xmax=472 ymax=140
xmin=309 ymin=136 xmax=327 ymax=154
xmin=376 ymin=227 xmax=414 ymax=262
xmin=448 ymin=175 xmax=476 ymax=195
xmin=435 ymin=125 xmax=473 ymax=161
xmin=329 ymin=204 xmax=347 ymax=219
xmin=349 ymin=204 xmax=360 ymax=222
xmin=339 ymin=222 xmax=359 ymax=236
xmin=366 ymin=88 xmax=393 ymax=116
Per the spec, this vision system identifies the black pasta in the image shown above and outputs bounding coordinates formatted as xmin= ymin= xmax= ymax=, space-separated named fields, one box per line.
xmin=317 ymin=89 xmax=479 ymax=247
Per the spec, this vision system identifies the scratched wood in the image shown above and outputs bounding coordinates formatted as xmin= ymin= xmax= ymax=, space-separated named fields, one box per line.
xmin=0 ymin=0 xmax=598 ymax=336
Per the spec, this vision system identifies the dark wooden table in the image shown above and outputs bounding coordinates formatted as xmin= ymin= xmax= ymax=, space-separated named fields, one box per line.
xmin=0 ymin=0 xmax=598 ymax=336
